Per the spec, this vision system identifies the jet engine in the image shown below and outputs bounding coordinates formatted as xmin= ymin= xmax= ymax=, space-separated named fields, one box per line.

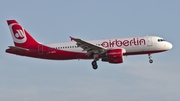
xmin=101 ymin=48 xmax=125 ymax=64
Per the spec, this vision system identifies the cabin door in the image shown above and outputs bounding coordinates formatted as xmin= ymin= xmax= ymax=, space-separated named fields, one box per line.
xmin=147 ymin=37 xmax=152 ymax=46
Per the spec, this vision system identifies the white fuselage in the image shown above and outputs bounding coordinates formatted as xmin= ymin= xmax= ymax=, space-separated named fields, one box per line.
xmin=45 ymin=36 xmax=172 ymax=55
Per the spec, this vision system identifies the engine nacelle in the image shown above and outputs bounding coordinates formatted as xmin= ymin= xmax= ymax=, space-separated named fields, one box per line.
xmin=101 ymin=49 xmax=124 ymax=64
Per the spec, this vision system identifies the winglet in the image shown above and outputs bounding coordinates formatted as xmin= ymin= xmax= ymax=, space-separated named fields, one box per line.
xmin=69 ymin=36 xmax=75 ymax=41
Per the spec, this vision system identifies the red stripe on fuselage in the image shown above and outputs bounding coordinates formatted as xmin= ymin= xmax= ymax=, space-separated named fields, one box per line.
xmin=6 ymin=48 xmax=167 ymax=60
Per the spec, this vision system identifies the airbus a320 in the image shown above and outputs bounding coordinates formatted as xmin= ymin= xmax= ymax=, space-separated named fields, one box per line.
xmin=6 ymin=20 xmax=173 ymax=70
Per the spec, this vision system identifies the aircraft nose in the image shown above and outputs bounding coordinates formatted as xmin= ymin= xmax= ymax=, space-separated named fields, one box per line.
xmin=168 ymin=42 xmax=173 ymax=50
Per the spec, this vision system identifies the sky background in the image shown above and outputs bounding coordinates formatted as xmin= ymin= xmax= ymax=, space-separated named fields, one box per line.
xmin=0 ymin=0 xmax=179 ymax=101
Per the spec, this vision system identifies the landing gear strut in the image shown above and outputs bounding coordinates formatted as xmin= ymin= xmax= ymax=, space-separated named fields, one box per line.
xmin=148 ymin=53 xmax=153 ymax=63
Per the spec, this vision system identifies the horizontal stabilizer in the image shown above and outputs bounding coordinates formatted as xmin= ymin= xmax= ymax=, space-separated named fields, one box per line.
xmin=8 ymin=46 xmax=29 ymax=51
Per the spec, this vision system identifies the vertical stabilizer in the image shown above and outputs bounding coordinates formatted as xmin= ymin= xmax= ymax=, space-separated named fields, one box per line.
xmin=7 ymin=20 xmax=39 ymax=48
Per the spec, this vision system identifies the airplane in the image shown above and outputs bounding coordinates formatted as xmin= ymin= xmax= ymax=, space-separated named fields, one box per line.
xmin=5 ymin=20 xmax=173 ymax=70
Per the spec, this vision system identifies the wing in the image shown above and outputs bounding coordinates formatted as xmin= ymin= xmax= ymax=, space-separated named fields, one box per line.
xmin=70 ymin=36 xmax=106 ymax=55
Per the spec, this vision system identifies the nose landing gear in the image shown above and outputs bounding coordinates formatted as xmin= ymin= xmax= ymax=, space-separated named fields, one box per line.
xmin=149 ymin=59 xmax=153 ymax=63
xmin=148 ymin=53 xmax=153 ymax=63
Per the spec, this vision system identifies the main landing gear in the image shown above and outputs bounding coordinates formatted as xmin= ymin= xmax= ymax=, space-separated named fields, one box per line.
xmin=91 ymin=54 xmax=99 ymax=70
xmin=148 ymin=53 xmax=153 ymax=63
xmin=92 ymin=61 xmax=98 ymax=70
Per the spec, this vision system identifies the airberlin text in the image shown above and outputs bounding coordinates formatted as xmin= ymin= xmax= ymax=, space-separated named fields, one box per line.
xmin=102 ymin=38 xmax=146 ymax=48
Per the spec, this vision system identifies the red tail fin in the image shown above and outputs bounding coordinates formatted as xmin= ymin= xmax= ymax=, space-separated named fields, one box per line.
xmin=7 ymin=20 xmax=39 ymax=49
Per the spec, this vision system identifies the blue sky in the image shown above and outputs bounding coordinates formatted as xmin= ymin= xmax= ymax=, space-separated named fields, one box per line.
xmin=0 ymin=0 xmax=179 ymax=101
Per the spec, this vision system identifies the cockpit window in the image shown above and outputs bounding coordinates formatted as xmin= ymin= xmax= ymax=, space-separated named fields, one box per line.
xmin=158 ymin=39 xmax=166 ymax=42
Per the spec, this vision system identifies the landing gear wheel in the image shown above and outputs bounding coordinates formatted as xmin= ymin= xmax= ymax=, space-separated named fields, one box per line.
xmin=92 ymin=61 xmax=98 ymax=70
xmin=149 ymin=59 xmax=153 ymax=63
